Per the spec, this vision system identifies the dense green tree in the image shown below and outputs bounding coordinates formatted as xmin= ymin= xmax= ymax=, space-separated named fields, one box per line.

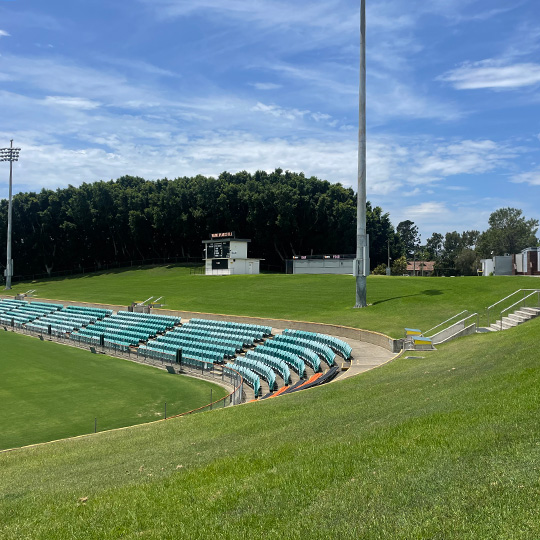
xmin=366 ymin=203 xmax=399 ymax=269
xmin=0 ymin=170 xmax=371 ymax=277
xmin=454 ymin=248 xmax=479 ymax=276
xmin=396 ymin=220 xmax=420 ymax=258
xmin=477 ymin=207 xmax=538 ymax=257
xmin=391 ymin=255 xmax=407 ymax=276
xmin=425 ymin=232 xmax=443 ymax=259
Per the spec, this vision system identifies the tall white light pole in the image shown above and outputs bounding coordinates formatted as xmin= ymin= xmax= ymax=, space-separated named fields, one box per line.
xmin=1 ymin=140 xmax=21 ymax=290
xmin=355 ymin=0 xmax=368 ymax=308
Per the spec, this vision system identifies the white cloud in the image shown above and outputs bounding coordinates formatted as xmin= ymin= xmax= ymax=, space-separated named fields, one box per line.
xmin=440 ymin=60 xmax=540 ymax=90
xmin=0 ymin=30 xmax=10 ymax=37
xmin=404 ymin=201 xmax=449 ymax=219
xmin=251 ymin=82 xmax=282 ymax=91
xmin=138 ymin=0 xmax=354 ymax=35
xmin=44 ymin=96 xmax=101 ymax=110
xmin=264 ymin=62 xmax=356 ymax=97
xmin=512 ymin=169 xmax=540 ymax=186
xmin=251 ymin=102 xmax=337 ymax=127
xmin=369 ymin=82 xmax=462 ymax=122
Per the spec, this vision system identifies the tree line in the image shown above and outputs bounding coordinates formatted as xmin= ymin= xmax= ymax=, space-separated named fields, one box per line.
xmin=0 ymin=170 xmax=537 ymax=279
xmin=376 ymin=208 xmax=539 ymax=276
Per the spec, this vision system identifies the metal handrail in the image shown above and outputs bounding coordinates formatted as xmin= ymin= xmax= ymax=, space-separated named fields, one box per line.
xmin=486 ymin=289 xmax=539 ymax=326
xmin=425 ymin=310 xmax=468 ymax=336
xmin=498 ymin=290 xmax=540 ymax=330
xmin=430 ymin=312 xmax=478 ymax=343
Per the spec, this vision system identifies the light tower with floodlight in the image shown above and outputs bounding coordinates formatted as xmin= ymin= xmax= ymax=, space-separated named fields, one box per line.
xmin=0 ymin=140 xmax=21 ymax=290
xmin=354 ymin=0 xmax=369 ymax=308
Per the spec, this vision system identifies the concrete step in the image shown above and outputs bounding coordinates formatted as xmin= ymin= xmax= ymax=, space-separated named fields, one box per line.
xmin=521 ymin=307 xmax=540 ymax=316
xmin=489 ymin=324 xmax=501 ymax=331
xmin=507 ymin=313 xmax=529 ymax=323
xmin=513 ymin=310 xmax=534 ymax=320
xmin=491 ymin=321 xmax=514 ymax=331
xmin=502 ymin=316 xmax=521 ymax=327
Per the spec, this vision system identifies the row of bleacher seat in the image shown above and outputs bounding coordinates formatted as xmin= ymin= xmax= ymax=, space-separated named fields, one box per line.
xmin=116 ymin=310 xmax=181 ymax=326
xmin=245 ymin=350 xmax=291 ymax=384
xmin=27 ymin=306 xmax=113 ymax=335
xmin=149 ymin=334 xmax=236 ymax=361
xmin=249 ymin=344 xmax=306 ymax=377
xmin=176 ymin=323 xmax=258 ymax=348
xmin=283 ymin=329 xmax=352 ymax=359
xmin=0 ymin=298 xmax=27 ymax=314
xmin=70 ymin=312 xmax=182 ymax=350
xmin=64 ymin=305 xmax=113 ymax=318
xmin=140 ymin=341 xmax=223 ymax=364
xmin=273 ymin=334 xmax=335 ymax=366
xmin=0 ymin=300 xmax=62 ymax=327
xmin=261 ymin=339 xmax=321 ymax=372
xmin=170 ymin=327 xmax=246 ymax=352
xmin=231 ymin=357 xmax=277 ymax=391
xmin=189 ymin=318 xmax=271 ymax=338
xmin=224 ymin=364 xmax=261 ymax=397
xmin=260 ymin=366 xmax=340 ymax=400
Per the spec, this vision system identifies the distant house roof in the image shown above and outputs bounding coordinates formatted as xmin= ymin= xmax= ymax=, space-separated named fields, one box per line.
xmin=406 ymin=260 xmax=435 ymax=272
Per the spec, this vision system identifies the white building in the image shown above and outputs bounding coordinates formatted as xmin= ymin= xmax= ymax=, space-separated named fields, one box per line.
xmin=290 ymin=255 xmax=354 ymax=275
xmin=202 ymin=232 xmax=262 ymax=275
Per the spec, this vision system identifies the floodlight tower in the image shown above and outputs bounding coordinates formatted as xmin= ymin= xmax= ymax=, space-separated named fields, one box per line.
xmin=354 ymin=0 xmax=368 ymax=308
xmin=0 ymin=140 xmax=21 ymax=290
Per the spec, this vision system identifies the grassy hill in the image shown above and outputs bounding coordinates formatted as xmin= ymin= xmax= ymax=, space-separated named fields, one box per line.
xmin=0 ymin=331 xmax=227 ymax=450
xmin=7 ymin=267 xmax=539 ymax=337
xmin=1 ymin=317 xmax=540 ymax=539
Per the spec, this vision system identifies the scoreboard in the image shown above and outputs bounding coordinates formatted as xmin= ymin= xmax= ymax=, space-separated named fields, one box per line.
xmin=206 ymin=241 xmax=230 ymax=259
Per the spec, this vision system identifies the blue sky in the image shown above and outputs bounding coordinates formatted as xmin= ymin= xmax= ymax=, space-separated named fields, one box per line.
xmin=0 ymin=0 xmax=539 ymax=241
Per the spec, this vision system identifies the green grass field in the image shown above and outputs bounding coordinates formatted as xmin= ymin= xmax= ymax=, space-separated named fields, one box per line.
xmin=7 ymin=266 xmax=540 ymax=336
xmin=0 ymin=331 xmax=227 ymax=450
xmin=1 ymin=316 xmax=539 ymax=538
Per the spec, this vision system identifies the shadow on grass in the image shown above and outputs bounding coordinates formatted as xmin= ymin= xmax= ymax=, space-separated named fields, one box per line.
xmin=372 ymin=289 xmax=443 ymax=305
xmin=16 ymin=263 xmax=201 ymax=285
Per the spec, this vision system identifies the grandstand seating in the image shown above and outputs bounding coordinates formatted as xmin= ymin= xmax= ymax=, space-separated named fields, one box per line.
xmin=1 ymin=299 xmax=348 ymax=403
xmin=249 ymin=344 xmax=306 ymax=378
xmin=272 ymin=334 xmax=336 ymax=366
xmin=70 ymin=311 xmax=180 ymax=350
xmin=64 ymin=305 xmax=113 ymax=318
xmin=176 ymin=323 xmax=257 ymax=348
xmin=189 ymin=318 xmax=271 ymax=338
xmin=245 ymin=350 xmax=291 ymax=384
xmin=169 ymin=326 xmax=247 ymax=352
xmin=224 ymin=364 xmax=261 ymax=397
xmin=143 ymin=340 xmax=222 ymax=364
xmin=25 ymin=306 xmax=113 ymax=336
xmin=261 ymin=339 xmax=321 ymax=372
xmin=282 ymin=329 xmax=352 ymax=360
xmin=231 ymin=357 xmax=277 ymax=391
xmin=0 ymin=300 xmax=62 ymax=327
xmin=148 ymin=334 xmax=236 ymax=362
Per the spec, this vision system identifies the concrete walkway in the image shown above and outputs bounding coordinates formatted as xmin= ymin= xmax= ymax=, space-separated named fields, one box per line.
xmin=271 ymin=327 xmax=398 ymax=384
xmin=338 ymin=335 xmax=398 ymax=380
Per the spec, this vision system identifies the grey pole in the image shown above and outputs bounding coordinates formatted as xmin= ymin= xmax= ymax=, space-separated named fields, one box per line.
xmin=1 ymin=140 xmax=20 ymax=290
xmin=6 ymin=141 xmax=13 ymax=290
xmin=355 ymin=0 xmax=367 ymax=308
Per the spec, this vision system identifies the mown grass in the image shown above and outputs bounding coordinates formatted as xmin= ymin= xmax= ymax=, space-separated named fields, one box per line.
xmin=1 ymin=318 xmax=540 ymax=539
xmin=7 ymin=266 xmax=539 ymax=336
xmin=0 ymin=331 xmax=227 ymax=450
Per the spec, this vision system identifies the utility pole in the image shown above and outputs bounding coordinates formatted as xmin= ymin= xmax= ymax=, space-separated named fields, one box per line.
xmin=355 ymin=0 xmax=368 ymax=308
xmin=0 ymin=140 xmax=21 ymax=290
xmin=387 ymin=238 xmax=391 ymax=275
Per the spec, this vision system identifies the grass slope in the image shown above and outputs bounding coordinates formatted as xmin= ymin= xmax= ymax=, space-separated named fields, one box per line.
xmin=8 ymin=266 xmax=539 ymax=336
xmin=1 ymin=318 xmax=540 ymax=539
xmin=0 ymin=331 xmax=227 ymax=450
